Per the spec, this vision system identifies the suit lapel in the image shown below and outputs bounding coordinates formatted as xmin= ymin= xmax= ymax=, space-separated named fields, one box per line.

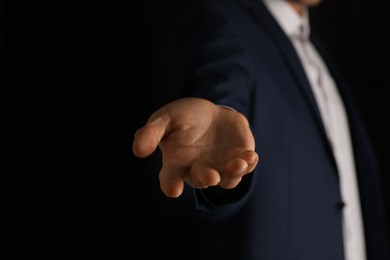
xmin=240 ymin=0 xmax=338 ymax=171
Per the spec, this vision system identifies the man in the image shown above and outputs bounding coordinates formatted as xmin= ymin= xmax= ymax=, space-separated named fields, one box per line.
xmin=133 ymin=0 xmax=389 ymax=259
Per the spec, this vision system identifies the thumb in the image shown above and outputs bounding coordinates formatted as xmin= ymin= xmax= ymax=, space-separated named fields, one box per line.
xmin=132 ymin=117 xmax=169 ymax=158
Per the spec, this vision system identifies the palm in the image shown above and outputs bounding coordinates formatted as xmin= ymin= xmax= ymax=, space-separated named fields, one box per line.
xmin=133 ymin=98 xmax=258 ymax=197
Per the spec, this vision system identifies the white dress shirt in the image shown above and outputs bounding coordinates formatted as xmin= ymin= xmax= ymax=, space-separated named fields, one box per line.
xmin=263 ymin=1 xmax=366 ymax=259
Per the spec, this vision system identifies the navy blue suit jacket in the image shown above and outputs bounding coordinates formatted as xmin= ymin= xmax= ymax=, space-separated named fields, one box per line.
xmin=148 ymin=0 xmax=389 ymax=259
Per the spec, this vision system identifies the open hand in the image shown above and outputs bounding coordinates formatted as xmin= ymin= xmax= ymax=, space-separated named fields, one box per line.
xmin=132 ymin=98 xmax=259 ymax=198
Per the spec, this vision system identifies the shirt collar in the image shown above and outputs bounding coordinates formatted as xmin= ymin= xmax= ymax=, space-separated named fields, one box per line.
xmin=263 ymin=0 xmax=310 ymax=40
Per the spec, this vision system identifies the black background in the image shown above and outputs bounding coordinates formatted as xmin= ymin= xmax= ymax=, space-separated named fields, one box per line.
xmin=2 ymin=0 xmax=389 ymax=256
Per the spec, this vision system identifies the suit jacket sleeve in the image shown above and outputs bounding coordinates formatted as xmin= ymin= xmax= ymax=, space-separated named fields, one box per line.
xmin=163 ymin=2 xmax=256 ymax=220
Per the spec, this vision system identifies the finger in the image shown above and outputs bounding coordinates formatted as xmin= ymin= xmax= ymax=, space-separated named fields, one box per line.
xmin=223 ymin=157 xmax=250 ymax=177
xmin=219 ymin=176 xmax=242 ymax=189
xmin=159 ymin=163 xmax=186 ymax=198
xmin=216 ymin=157 xmax=247 ymax=188
xmin=187 ymin=163 xmax=221 ymax=188
xmin=132 ymin=117 xmax=169 ymax=158
xmin=238 ymin=150 xmax=259 ymax=173
xmin=218 ymin=151 xmax=258 ymax=188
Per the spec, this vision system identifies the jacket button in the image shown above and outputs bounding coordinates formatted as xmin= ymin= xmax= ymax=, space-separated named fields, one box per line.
xmin=336 ymin=201 xmax=345 ymax=211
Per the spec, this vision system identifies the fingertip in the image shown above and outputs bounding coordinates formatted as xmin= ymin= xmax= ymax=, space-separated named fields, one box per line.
xmin=238 ymin=150 xmax=259 ymax=173
xmin=202 ymin=171 xmax=221 ymax=186
xmin=240 ymin=150 xmax=259 ymax=163
xmin=224 ymin=158 xmax=248 ymax=177
xmin=247 ymin=153 xmax=259 ymax=170
xmin=161 ymin=180 xmax=184 ymax=198
xmin=132 ymin=128 xmax=157 ymax=158
xmin=249 ymin=152 xmax=259 ymax=164
xmin=190 ymin=164 xmax=221 ymax=187
xmin=218 ymin=176 xmax=242 ymax=189
xmin=132 ymin=138 xmax=148 ymax=158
